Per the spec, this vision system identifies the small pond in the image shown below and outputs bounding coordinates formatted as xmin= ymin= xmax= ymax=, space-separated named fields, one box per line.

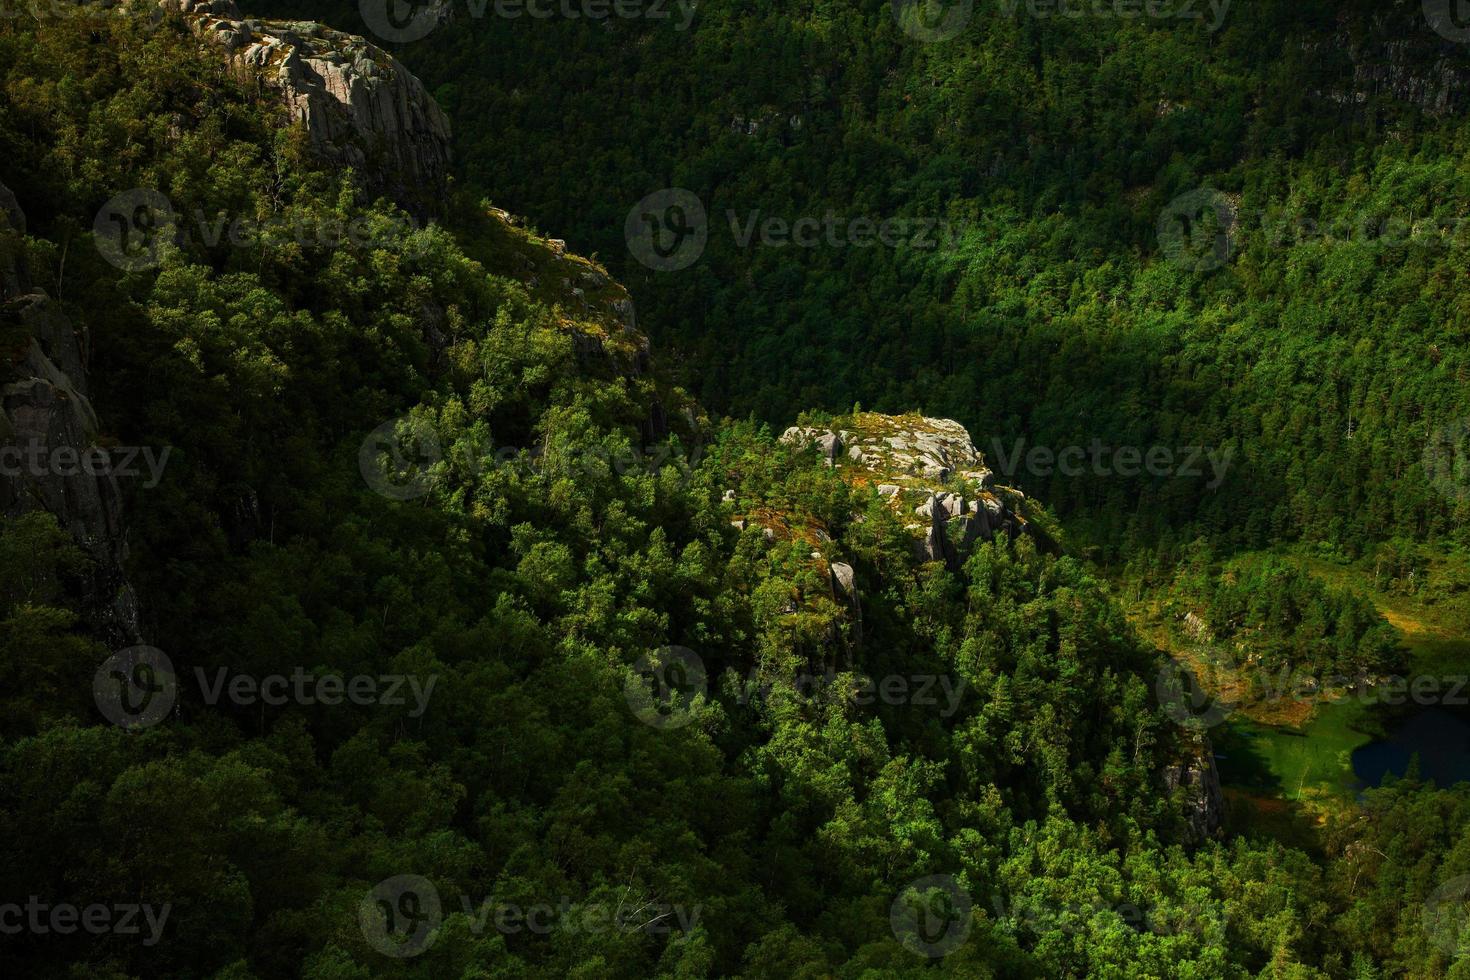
xmin=1351 ymin=706 xmax=1470 ymax=789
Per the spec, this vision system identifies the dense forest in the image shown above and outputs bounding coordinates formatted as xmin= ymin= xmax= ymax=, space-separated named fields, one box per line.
xmin=1 ymin=2 xmax=1469 ymax=978
xmin=261 ymin=0 xmax=1470 ymax=555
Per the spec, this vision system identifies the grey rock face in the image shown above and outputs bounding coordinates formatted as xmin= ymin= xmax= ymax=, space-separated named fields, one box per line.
xmin=167 ymin=0 xmax=452 ymax=217
xmin=829 ymin=560 xmax=856 ymax=599
xmin=1 ymin=181 xmax=142 ymax=643
xmin=1302 ymin=11 xmax=1470 ymax=118
xmin=949 ymin=511 xmax=988 ymax=551
xmin=780 ymin=426 xmax=843 ymax=466
xmin=1181 ymin=611 xmax=1215 ymax=644
xmin=783 ymin=414 xmax=1034 ymax=570
xmin=1164 ymin=739 xmax=1224 ymax=843
xmin=916 ymin=491 xmax=964 ymax=523
xmin=828 ymin=560 xmax=862 ymax=651
xmin=914 ymin=523 xmax=948 ymax=565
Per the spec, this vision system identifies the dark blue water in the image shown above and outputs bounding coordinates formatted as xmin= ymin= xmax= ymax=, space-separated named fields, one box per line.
xmin=1352 ymin=707 xmax=1470 ymax=789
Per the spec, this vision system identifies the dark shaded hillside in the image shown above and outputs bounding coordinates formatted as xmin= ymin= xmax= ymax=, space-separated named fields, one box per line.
xmin=260 ymin=0 xmax=1470 ymax=554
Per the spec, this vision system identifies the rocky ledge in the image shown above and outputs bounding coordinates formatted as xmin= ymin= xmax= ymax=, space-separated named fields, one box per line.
xmin=723 ymin=414 xmax=1040 ymax=661
xmin=166 ymin=0 xmax=452 ymax=217
xmin=467 ymin=205 xmax=704 ymax=446
xmin=779 ymin=412 xmax=1033 ymax=568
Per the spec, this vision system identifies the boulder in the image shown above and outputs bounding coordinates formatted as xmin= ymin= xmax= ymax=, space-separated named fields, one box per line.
xmin=828 ymin=560 xmax=862 ymax=650
xmin=815 ymin=432 xmax=842 ymax=465
xmin=829 ymin=561 xmax=856 ymax=599
xmin=780 ymin=425 xmax=842 ymax=466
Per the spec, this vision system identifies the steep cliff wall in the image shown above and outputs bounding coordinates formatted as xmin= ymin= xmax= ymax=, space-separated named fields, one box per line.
xmin=1165 ymin=739 xmax=1226 ymax=842
xmin=1307 ymin=4 xmax=1470 ymax=117
xmin=0 ymin=181 xmax=142 ymax=644
xmin=167 ymin=0 xmax=452 ymax=217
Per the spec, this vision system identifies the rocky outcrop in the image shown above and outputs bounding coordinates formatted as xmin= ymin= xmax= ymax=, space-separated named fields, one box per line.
xmin=166 ymin=0 xmax=452 ymax=217
xmin=724 ymin=414 xmax=1037 ymax=662
xmin=780 ymin=413 xmax=1034 ymax=570
xmin=0 ymin=180 xmax=142 ymax=643
xmin=1345 ymin=43 xmax=1469 ymax=116
xmin=470 ymin=206 xmax=704 ymax=446
xmin=781 ymin=416 xmax=996 ymax=483
xmin=1164 ymin=738 xmax=1224 ymax=843
xmin=1181 ymin=611 xmax=1215 ymax=645
xmin=0 ymin=181 xmax=22 ymax=240
xmin=1306 ymin=7 xmax=1470 ymax=118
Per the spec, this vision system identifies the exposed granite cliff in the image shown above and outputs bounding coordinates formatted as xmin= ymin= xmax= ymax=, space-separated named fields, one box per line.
xmin=165 ymin=0 xmax=452 ymax=217
xmin=0 ymin=180 xmax=142 ymax=644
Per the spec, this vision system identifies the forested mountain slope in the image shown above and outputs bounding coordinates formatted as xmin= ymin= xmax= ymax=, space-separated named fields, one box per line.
xmin=0 ymin=4 xmax=1468 ymax=978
